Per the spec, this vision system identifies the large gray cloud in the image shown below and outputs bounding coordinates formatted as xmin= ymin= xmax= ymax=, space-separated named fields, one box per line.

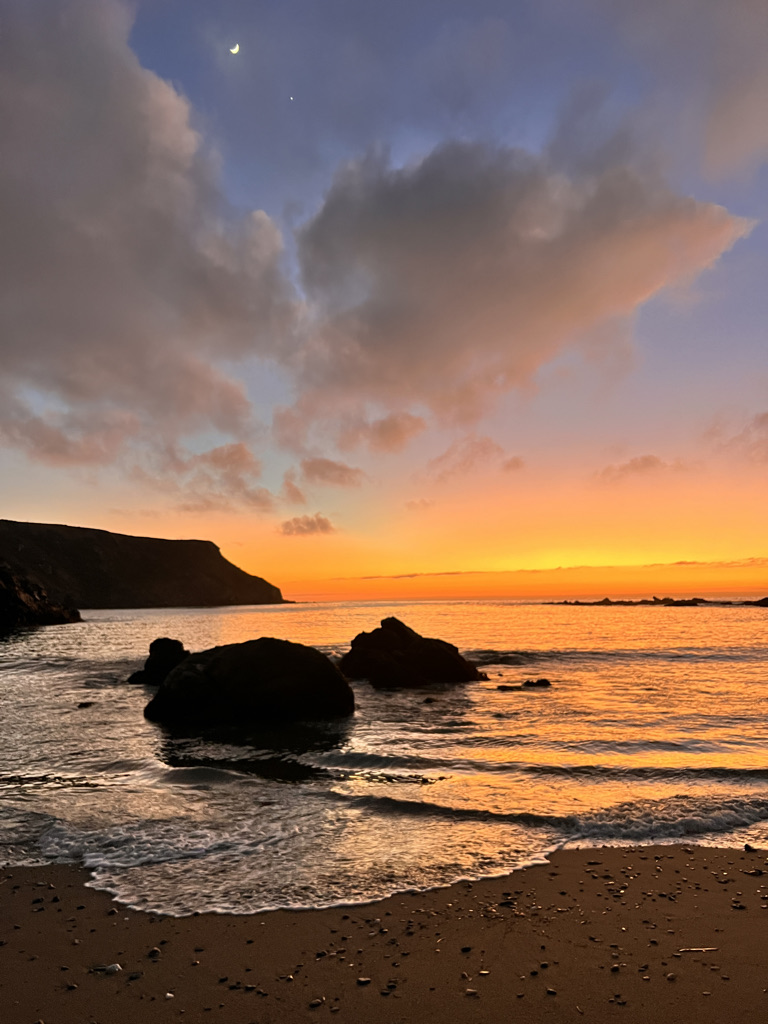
xmin=0 ymin=0 xmax=295 ymax=473
xmin=295 ymin=142 xmax=751 ymax=424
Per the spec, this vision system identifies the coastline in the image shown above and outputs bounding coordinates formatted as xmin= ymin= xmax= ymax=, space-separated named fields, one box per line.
xmin=2 ymin=844 xmax=767 ymax=1023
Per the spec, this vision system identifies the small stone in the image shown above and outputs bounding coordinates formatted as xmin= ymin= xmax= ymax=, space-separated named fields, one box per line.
xmin=667 ymin=973 xmax=677 ymax=981
xmin=547 ymin=988 xmax=557 ymax=995
xmin=148 ymin=947 xmax=161 ymax=958
xmin=165 ymin=992 xmax=174 ymax=999
xmin=357 ymin=977 xmax=371 ymax=986
xmin=105 ymin=963 xmax=122 ymax=974
xmin=465 ymin=988 xmax=478 ymax=997
xmin=309 ymin=998 xmax=324 ymax=1008
xmin=461 ymin=946 xmax=472 ymax=953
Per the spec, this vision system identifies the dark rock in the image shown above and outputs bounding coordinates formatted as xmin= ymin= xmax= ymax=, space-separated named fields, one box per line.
xmin=77 ymin=701 xmax=95 ymax=709
xmin=128 ymin=637 xmax=190 ymax=686
xmin=0 ymin=562 xmax=80 ymax=631
xmin=339 ymin=617 xmax=486 ymax=689
xmin=522 ymin=678 xmax=551 ymax=688
xmin=144 ymin=637 xmax=355 ymax=726
xmin=0 ymin=519 xmax=285 ymax=609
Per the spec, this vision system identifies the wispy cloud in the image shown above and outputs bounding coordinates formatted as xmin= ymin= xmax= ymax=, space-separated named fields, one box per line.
xmin=338 ymin=412 xmax=427 ymax=453
xmin=598 ymin=454 xmax=686 ymax=483
xmin=728 ymin=411 xmax=768 ymax=461
xmin=425 ymin=434 xmax=522 ymax=482
xmin=300 ymin=457 xmax=366 ymax=487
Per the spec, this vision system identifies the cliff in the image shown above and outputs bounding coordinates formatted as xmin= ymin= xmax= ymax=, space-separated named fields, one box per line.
xmin=0 ymin=520 xmax=285 ymax=610
xmin=0 ymin=562 xmax=81 ymax=629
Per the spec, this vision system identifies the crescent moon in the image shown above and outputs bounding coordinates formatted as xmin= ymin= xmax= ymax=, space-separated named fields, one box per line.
xmin=229 ymin=43 xmax=240 ymax=54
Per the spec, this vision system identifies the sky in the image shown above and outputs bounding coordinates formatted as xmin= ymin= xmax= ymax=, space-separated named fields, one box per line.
xmin=1 ymin=0 xmax=767 ymax=601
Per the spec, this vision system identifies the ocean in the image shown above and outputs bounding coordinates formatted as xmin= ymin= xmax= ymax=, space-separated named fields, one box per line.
xmin=1 ymin=600 xmax=767 ymax=915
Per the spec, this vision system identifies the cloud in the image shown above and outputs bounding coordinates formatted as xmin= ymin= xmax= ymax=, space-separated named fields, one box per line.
xmin=141 ymin=443 xmax=275 ymax=513
xmin=279 ymin=512 xmax=336 ymax=536
xmin=728 ymin=412 xmax=768 ymax=461
xmin=405 ymin=498 xmax=436 ymax=511
xmin=598 ymin=454 xmax=686 ymax=483
xmin=296 ymin=142 xmax=752 ymax=423
xmin=280 ymin=470 xmax=307 ymax=504
xmin=425 ymin=434 xmax=518 ymax=482
xmin=602 ymin=0 xmax=768 ymax=178
xmin=300 ymin=457 xmax=366 ymax=486
xmin=502 ymin=456 xmax=525 ymax=472
xmin=338 ymin=412 xmax=427 ymax=452
xmin=0 ymin=0 xmax=295 ymax=470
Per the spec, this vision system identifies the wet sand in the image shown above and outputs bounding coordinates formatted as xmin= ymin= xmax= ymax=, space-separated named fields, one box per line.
xmin=2 ymin=843 xmax=767 ymax=1023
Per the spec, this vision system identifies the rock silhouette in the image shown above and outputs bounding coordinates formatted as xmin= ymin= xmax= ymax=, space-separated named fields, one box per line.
xmin=339 ymin=616 xmax=486 ymax=689
xmin=144 ymin=637 xmax=355 ymax=726
xmin=128 ymin=637 xmax=190 ymax=686
xmin=0 ymin=563 xmax=80 ymax=630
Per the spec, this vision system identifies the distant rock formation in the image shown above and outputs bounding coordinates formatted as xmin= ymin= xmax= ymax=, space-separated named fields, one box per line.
xmin=551 ymin=595 xmax=768 ymax=607
xmin=340 ymin=616 xmax=486 ymax=689
xmin=0 ymin=519 xmax=285 ymax=609
xmin=128 ymin=637 xmax=190 ymax=686
xmin=0 ymin=562 xmax=81 ymax=630
xmin=144 ymin=637 xmax=355 ymax=727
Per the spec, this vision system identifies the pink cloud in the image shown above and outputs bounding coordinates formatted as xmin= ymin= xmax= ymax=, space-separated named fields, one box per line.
xmin=279 ymin=513 xmax=336 ymax=536
xmin=300 ymin=457 xmax=366 ymax=487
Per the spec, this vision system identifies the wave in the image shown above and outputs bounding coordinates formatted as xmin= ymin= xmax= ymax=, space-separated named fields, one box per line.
xmin=334 ymin=790 xmax=768 ymax=841
xmin=467 ymin=646 xmax=768 ymax=666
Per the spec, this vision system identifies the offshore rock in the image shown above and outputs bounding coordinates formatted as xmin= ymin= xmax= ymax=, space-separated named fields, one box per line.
xmin=0 ymin=562 xmax=81 ymax=631
xmin=144 ymin=637 xmax=355 ymax=726
xmin=339 ymin=616 xmax=486 ymax=689
xmin=128 ymin=637 xmax=190 ymax=686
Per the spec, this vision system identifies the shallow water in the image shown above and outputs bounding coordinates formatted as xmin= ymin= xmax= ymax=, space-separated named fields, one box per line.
xmin=1 ymin=600 xmax=767 ymax=914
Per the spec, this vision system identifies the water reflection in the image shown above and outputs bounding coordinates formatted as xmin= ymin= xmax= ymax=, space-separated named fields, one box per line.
xmin=156 ymin=718 xmax=353 ymax=783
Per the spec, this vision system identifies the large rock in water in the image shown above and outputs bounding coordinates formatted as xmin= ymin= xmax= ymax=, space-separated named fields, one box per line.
xmin=128 ymin=637 xmax=190 ymax=686
xmin=144 ymin=637 xmax=355 ymax=726
xmin=339 ymin=616 xmax=486 ymax=689
xmin=0 ymin=563 xmax=80 ymax=630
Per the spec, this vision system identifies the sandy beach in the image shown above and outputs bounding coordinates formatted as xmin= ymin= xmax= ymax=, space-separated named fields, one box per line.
xmin=2 ymin=843 xmax=767 ymax=1023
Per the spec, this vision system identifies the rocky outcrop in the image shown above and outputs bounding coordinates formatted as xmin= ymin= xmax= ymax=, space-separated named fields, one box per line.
xmin=0 ymin=563 xmax=80 ymax=630
xmin=144 ymin=637 xmax=355 ymax=727
xmin=0 ymin=519 xmax=285 ymax=609
xmin=339 ymin=616 xmax=486 ymax=689
xmin=128 ymin=637 xmax=190 ymax=686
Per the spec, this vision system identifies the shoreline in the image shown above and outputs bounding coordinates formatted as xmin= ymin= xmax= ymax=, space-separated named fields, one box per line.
xmin=2 ymin=843 xmax=767 ymax=1022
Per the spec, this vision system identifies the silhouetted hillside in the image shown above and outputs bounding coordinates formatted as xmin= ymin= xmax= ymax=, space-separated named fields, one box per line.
xmin=0 ymin=520 xmax=285 ymax=609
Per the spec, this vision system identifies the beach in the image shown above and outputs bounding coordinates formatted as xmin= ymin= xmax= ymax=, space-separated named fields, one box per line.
xmin=3 ymin=843 xmax=767 ymax=1023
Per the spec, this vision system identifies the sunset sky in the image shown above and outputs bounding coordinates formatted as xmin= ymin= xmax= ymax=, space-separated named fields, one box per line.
xmin=1 ymin=0 xmax=767 ymax=601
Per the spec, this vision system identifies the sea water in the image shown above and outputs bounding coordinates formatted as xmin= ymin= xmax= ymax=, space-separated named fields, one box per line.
xmin=1 ymin=600 xmax=767 ymax=915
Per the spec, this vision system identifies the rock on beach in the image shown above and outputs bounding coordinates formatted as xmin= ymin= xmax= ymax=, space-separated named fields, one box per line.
xmin=143 ymin=636 xmax=355 ymax=726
